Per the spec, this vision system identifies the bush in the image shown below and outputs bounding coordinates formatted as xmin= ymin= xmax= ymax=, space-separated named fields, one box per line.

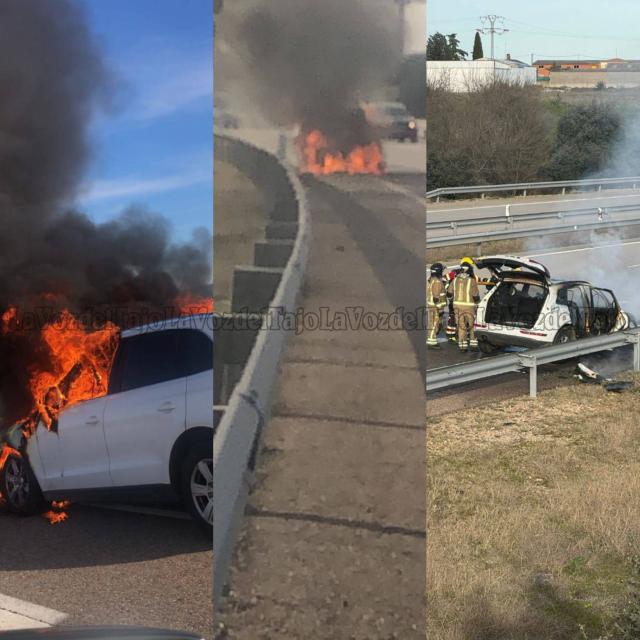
xmin=427 ymin=81 xmax=552 ymax=189
xmin=543 ymin=102 xmax=622 ymax=181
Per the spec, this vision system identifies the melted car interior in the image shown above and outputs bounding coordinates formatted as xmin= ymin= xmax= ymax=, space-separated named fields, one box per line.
xmin=485 ymin=276 xmax=548 ymax=328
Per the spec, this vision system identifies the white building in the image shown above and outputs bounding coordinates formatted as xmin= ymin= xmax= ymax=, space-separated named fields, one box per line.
xmin=427 ymin=57 xmax=537 ymax=92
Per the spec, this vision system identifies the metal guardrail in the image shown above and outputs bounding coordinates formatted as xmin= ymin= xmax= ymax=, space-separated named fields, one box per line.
xmin=426 ymin=212 xmax=640 ymax=248
xmin=213 ymin=135 xmax=311 ymax=611
xmin=426 ymin=329 xmax=640 ymax=397
xmin=427 ymin=176 xmax=640 ymax=202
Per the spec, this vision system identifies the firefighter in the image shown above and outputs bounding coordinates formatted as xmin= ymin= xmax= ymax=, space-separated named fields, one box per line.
xmin=447 ymin=257 xmax=480 ymax=352
xmin=427 ymin=263 xmax=446 ymax=348
xmin=445 ymin=267 xmax=458 ymax=342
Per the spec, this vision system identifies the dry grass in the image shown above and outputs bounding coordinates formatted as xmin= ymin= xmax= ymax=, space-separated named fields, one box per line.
xmin=428 ymin=374 xmax=640 ymax=639
xmin=214 ymin=160 xmax=266 ymax=312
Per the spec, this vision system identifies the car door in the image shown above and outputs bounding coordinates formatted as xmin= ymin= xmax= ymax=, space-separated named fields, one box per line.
xmin=590 ymin=288 xmax=617 ymax=334
xmin=35 ymin=395 xmax=110 ymax=492
xmin=103 ymin=330 xmax=187 ymax=487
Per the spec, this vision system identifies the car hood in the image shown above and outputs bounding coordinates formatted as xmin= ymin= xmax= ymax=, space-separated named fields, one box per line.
xmin=474 ymin=255 xmax=550 ymax=279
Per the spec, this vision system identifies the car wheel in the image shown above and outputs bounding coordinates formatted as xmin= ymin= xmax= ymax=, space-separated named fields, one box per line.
xmin=478 ymin=340 xmax=498 ymax=354
xmin=181 ymin=445 xmax=213 ymax=536
xmin=554 ymin=325 xmax=577 ymax=345
xmin=0 ymin=452 xmax=44 ymax=515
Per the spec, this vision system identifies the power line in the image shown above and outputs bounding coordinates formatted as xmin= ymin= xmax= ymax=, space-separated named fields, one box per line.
xmin=476 ymin=15 xmax=509 ymax=59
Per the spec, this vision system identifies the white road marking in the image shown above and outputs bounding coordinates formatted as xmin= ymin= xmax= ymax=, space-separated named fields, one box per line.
xmin=375 ymin=177 xmax=425 ymax=207
xmin=0 ymin=593 xmax=67 ymax=630
xmin=528 ymin=240 xmax=640 ymax=258
xmin=86 ymin=503 xmax=191 ymax=520
xmin=430 ymin=192 xmax=640 ymax=214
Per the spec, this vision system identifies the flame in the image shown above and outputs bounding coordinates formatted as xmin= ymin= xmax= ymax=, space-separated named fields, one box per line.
xmin=298 ymin=130 xmax=384 ymax=175
xmin=0 ymin=444 xmax=20 ymax=473
xmin=43 ymin=509 xmax=68 ymax=525
xmin=175 ymin=294 xmax=214 ymax=316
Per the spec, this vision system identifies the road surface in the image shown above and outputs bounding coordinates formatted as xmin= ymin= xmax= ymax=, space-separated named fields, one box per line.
xmin=0 ymin=503 xmax=212 ymax=637
xmin=216 ymin=172 xmax=425 ymax=638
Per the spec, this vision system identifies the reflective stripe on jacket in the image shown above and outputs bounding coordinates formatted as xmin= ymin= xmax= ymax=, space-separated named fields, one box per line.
xmin=427 ymin=278 xmax=446 ymax=308
xmin=448 ymin=274 xmax=479 ymax=306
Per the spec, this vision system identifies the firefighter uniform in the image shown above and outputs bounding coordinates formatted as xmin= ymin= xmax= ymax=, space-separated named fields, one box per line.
xmin=447 ymin=272 xmax=480 ymax=351
xmin=427 ymin=276 xmax=446 ymax=347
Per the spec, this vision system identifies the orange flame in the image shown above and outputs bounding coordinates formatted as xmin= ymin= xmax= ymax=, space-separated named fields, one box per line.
xmin=43 ymin=510 xmax=68 ymax=525
xmin=298 ymin=130 xmax=384 ymax=176
xmin=175 ymin=294 xmax=214 ymax=316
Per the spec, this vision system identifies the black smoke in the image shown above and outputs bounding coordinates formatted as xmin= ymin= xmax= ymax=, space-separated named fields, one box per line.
xmin=0 ymin=0 xmax=211 ymax=426
xmin=225 ymin=0 xmax=399 ymax=150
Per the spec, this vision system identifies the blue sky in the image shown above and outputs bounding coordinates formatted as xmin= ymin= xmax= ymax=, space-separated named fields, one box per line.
xmin=79 ymin=0 xmax=212 ymax=240
xmin=427 ymin=0 xmax=640 ymax=63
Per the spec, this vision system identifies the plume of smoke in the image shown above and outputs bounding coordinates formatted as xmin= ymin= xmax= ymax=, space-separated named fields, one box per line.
xmin=0 ymin=1 xmax=212 ymax=426
xmin=221 ymin=0 xmax=400 ymax=148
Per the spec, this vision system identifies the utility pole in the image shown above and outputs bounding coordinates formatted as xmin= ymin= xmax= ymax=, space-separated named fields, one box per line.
xmin=476 ymin=15 xmax=508 ymax=60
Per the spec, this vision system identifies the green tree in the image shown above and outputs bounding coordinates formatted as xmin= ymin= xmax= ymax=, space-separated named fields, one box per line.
xmin=427 ymin=32 xmax=467 ymax=60
xmin=472 ymin=32 xmax=484 ymax=59
xmin=446 ymin=33 xmax=468 ymax=60
xmin=544 ymin=103 xmax=622 ymax=180
xmin=427 ymin=33 xmax=449 ymax=60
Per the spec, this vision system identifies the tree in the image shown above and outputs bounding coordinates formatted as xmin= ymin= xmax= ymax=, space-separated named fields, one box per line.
xmin=427 ymin=32 xmax=467 ymax=61
xmin=543 ymin=103 xmax=622 ymax=180
xmin=446 ymin=33 xmax=468 ymax=61
xmin=472 ymin=32 xmax=484 ymax=59
xmin=427 ymin=81 xmax=552 ymax=189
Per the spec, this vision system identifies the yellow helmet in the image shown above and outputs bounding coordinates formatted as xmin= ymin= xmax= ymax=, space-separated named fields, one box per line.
xmin=460 ymin=256 xmax=474 ymax=266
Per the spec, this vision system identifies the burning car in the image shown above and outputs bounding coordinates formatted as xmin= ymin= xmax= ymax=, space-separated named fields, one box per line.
xmin=0 ymin=313 xmax=213 ymax=534
xmin=473 ymin=256 xmax=634 ymax=353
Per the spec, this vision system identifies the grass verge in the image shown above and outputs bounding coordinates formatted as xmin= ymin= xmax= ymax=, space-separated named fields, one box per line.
xmin=428 ymin=373 xmax=640 ymax=639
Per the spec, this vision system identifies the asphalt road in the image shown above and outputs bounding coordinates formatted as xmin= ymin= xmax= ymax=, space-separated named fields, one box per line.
xmin=0 ymin=502 xmax=212 ymax=638
xmin=224 ymin=127 xmax=426 ymax=175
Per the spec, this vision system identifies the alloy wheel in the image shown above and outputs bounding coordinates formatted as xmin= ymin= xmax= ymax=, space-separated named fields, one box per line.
xmin=5 ymin=456 xmax=30 ymax=508
xmin=190 ymin=458 xmax=213 ymax=525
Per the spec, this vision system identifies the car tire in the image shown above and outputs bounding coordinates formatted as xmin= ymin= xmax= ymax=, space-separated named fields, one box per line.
xmin=181 ymin=444 xmax=213 ymax=537
xmin=0 ymin=452 xmax=45 ymax=516
xmin=554 ymin=325 xmax=577 ymax=344
xmin=411 ymin=136 xmax=418 ymax=144
xmin=478 ymin=340 xmax=498 ymax=354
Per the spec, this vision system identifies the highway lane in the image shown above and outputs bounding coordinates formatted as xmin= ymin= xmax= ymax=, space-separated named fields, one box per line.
xmin=0 ymin=503 xmax=212 ymax=637
xmin=427 ymin=238 xmax=640 ymax=371
xmin=223 ymin=127 xmax=426 ymax=175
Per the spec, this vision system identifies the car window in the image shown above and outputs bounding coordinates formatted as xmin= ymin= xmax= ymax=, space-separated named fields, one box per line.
xmin=175 ymin=329 xmax=213 ymax=376
xmin=592 ymin=288 xmax=615 ymax=310
xmin=115 ymin=331 xmax=183 ymax=393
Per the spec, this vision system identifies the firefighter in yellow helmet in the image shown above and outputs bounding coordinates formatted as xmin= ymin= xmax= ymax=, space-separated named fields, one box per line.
xmin=447 ymin=257 xmax=480 ymax=352
xmin=427 ymin=263 xmax=446 ymax=348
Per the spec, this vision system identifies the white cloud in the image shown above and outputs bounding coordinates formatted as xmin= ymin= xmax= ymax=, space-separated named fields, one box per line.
xmin=79 ymin=169 xmax=209 ymax=203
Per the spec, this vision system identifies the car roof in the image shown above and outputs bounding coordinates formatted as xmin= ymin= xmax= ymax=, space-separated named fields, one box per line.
xmin=121 ymin=313 xmax=213 ymax=338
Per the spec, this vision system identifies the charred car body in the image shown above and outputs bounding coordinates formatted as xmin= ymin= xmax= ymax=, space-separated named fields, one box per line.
xmin=473 ymin=256 xmax=633 ymax=353
xmin=0 ymin=314 xmax=213 ymax=534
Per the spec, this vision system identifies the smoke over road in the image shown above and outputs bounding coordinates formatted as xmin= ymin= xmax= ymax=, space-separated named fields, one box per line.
xmin=0 ymin=0 xmax=212 ymax=426
xmin=221 ymin=0 xmax=400 ymax=150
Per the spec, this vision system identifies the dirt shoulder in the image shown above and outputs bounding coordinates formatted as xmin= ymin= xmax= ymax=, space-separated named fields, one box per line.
xmin=428 ymin=372 xmax=640 ymax=640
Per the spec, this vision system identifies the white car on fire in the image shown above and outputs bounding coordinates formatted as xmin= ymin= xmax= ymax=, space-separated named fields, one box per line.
xmin=0 ymin=314 xmax=213 ymax=534
xmin=473 ymin=256 xmax=633 ymax=353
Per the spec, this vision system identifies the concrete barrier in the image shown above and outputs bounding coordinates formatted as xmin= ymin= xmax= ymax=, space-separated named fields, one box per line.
xmin=213 ymin=134 xmax=311 ymax=611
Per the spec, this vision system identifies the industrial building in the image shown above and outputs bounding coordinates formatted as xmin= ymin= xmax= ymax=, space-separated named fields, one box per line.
xmin=427 ymin=56 xmax=537 ymax=92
